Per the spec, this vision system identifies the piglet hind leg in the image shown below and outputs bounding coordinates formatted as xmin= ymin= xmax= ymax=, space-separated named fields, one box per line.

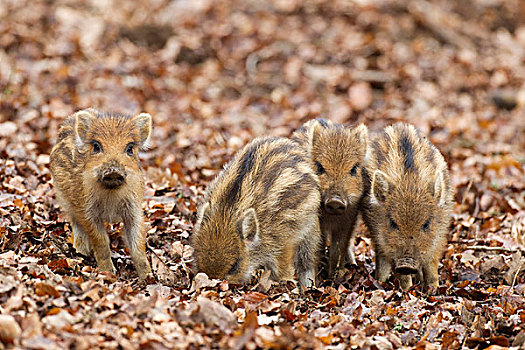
xmin=123 ymin=216 xmax=152 ymax=281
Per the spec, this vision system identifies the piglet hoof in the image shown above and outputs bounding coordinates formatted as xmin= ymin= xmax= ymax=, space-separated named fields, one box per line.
xmin=424 ymin=279 xmax=439 ymax=295
xmin=298 ymin=269 xmax=316 ymax=290
xmin=138 ymin=272 xmax=157 ymax=286
xmin=298 ymin=281 xmax=314 ymax=295
xmin=99 ymin=270 xmax=118 ymax=283
xmin=346 ymin=249 xmax=357 ymax=266
xmin=425 ymin=285 xmax=438 ymax=295
xmin=97 ymin=260 xmax=117 ymax=275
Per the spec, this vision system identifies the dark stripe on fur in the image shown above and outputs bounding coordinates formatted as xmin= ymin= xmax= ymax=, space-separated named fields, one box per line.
xmin=58 ymin=145 xmax=74 ymax=163
xmin=258 ymin=144 xmax=297 ymax=172
xmin=260 ymin=155 xmax=305 ymax=193
xmin=225 ymin=145 xmax=258 ymax=204
xmin=373 ymin=140 xmax=385 ymax=167
xmin=277 ymin=173 xmax=317 ymax=209
xmin=399 ymin=130 xmax=416 ymax=172
xmin=316 ymin=118 xmax=329 ymax=128
xmin=424 ymin=137 xmax=436 ymax=164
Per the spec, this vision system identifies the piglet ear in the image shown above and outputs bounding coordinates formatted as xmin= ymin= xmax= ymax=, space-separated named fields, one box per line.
xmin=240 ymin=208 xmax=259 ymax=244
xmin=434 ymin=171 xmax=447 ymax=207
xmin=370 ymin=170 xmax=389 ymax=204
xmin=354 ymin=123 xmax=369 ymax=154
xmin=73 ymin=109 xmax=95 ymax=147
xmin=132 ymin=113 xmax=152 ymax=149
xmin=308 ymin=119 xmax=325 ymax=155
xmin=194 ymin=202 xmax=210 ymax=234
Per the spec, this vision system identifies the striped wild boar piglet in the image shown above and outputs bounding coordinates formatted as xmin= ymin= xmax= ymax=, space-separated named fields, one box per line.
xmin=192 ymin=137 xmax=322 ymax=287
xmin=292 ymin=119 xmax=368 ymax=276
xmin=50 ymin=109 xmax=153 ymax=281
xmin=363 ymin=123 xmax=453 ymax=291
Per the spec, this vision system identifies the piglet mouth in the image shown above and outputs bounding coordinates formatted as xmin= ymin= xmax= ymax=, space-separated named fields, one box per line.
xmin=99 ymin=167 xmax=126 ymax=189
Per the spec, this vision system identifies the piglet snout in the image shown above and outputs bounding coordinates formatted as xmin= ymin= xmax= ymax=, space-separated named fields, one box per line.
xmin=395 ymin=257 xmax=418 ymax=275
xmin=99 ymin=165 xmax=126 ymax=189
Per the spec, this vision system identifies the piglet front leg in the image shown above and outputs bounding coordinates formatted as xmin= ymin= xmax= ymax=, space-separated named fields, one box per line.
xmin=123 ymin=210 xmax=152 ymax=281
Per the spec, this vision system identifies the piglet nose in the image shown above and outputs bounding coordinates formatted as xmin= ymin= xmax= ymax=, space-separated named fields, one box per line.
xmin=101 ymin=167 xmax=126 ymax=189
xmin=324 ymin=196 xmax=347 ymax=215
xmin=104 ymin=167 xmax=124 ymax=179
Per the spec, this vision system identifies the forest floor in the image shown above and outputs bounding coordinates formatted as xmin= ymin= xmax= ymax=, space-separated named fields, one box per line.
xmin=0 ymin=0 xmax=524 ymax=349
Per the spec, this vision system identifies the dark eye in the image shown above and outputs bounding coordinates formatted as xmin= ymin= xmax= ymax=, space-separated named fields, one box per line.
xmin=350 ymin=163 xmax=359 ymax=176
xmin=422 ymin=219 xmax=431 ymax=231
xmin=125 ymin=142 xmax=135 ymax=156
xmin=92 ymin=141 xmax=102 ymax=154
xmin=315 ymin=162 xmax=325 ymax=175
xmin=389 ymin=217 xmax=399 ymax=230
xmin=227 ymin=259 xmax=241 ymax=275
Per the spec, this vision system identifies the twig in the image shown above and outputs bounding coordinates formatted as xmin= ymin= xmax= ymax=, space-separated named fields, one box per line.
xmin=465 ymin=246 xmax=524 ymax=253
xmin=472 ymin=197 xmax=480 ymax=219
xmin=350 ymin=70 xmax=395 ymax=83
xmin=147 ymin=243 xmax=170 ymax=270
xmin=246 ymin=41 xmax=295 ymax=77
xmin=461 ymin=328 xmax=470 ymax=349
xmin=408 ymin=0 xmax=476 ymax=51
xmin=448 ymin=239 xmax=474 ymax=244
xmin=460 ymin=179 xmax=473 ymax=206
xmin=510 ymin=261 xmax=524 ymax=290
xmin=417 ymin=314 xmax=429 ymax=342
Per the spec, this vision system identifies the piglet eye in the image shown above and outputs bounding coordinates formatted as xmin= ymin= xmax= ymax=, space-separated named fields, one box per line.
xmin=125 ymin=142 xmax=135 ymax=156
xmin=422 ymin=219 xmax=431 ymax=231
xmin=315 ymin=162 xmax=325 ymax=175
xmin=227 ymin=259 xmax=241 ymax=275
xmin=389 ymin=217 xmax=399 ymax=230
xmin=350 ymin=163 xmax=359 ymax=176
xmin=92 ymin=140 xmax=102 ymax=154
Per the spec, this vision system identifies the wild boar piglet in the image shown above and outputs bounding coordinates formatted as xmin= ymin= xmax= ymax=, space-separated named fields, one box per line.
xmin=363 ymin=123 xmax=453 ymax=291
xmin=50 ymin=108 xmax=153 ymax=281
xmin=292 ymin=118 xmax=368 ymax=276
xmin=192 ymin=137 xmax=322 ymax=287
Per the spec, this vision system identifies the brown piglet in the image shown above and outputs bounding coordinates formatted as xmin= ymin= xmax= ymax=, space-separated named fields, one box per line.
xmin=192 ymin=137 xmax=322 ymax=287
xmin=50 ymin=109 xmax=153 ymax=281
xmin=292 ymin=118 xmax=368 ymax=276
xmin=363 ymin=123 xmax=453 ymax=291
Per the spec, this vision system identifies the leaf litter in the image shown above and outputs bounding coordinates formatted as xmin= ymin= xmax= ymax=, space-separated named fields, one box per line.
xmin=0 ymin=0 xmax=524 ymax=348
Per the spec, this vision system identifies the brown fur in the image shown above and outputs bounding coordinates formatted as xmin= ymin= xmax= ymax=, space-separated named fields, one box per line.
xmin=362 ymin=123 xmax=453 ymax=291
xmin=292 ymin=119 xmax=368 ymax=276
xmin=49 ymin=108 xmax=153 ymax=281
xmin=192 ymin=137 xmax=322 ymax=287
